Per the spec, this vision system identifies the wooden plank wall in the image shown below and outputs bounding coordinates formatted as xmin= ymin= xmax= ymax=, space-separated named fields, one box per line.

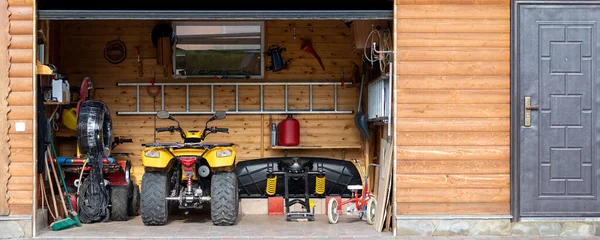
xmin=395 ymin=0 xmax=511 ymax=215
xmin=56 ymin=20 xmax=364 ymax=184
xmin=6 ymin=0 xmax=34 ymax=216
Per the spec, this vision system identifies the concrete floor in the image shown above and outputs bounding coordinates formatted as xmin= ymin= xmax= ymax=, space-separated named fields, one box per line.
xmin=37 ymin=214 xmax=393 ymax=239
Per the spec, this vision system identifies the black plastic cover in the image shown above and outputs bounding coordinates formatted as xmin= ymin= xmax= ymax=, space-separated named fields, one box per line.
xmin=235 ymin=157 xmax=362 ymax=198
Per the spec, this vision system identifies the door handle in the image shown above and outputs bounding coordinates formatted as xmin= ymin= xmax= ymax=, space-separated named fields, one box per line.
xmin=524 ymin=97 xmax=538 ymax=127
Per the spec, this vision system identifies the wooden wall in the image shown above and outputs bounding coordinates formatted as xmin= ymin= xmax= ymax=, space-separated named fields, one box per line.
xmin=5 ymin=0 xmax=34 ymax=216
xmin=55 ymin=20 xmax=364 ymax=184
xmin=395 ymin=0 xmax=511 ymax=215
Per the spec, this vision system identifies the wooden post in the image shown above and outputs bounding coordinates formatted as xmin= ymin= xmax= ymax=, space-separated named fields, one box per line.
xmin=0 ymin=0 xmax=11 ymax=216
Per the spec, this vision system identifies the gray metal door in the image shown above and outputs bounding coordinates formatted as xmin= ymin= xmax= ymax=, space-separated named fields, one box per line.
xmin=518 ymin=4 xmax=600 ymax=217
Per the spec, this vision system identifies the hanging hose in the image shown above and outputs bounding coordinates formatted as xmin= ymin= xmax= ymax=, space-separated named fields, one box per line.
xmin=77 ymin=153 xmax=110 ymax=223
xmin=363 ymin=27 xmax=392 ymax=74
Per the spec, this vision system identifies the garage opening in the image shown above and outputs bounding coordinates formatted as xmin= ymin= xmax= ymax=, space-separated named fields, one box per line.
xmin=34 ymin=1 xmax=395 ymax=237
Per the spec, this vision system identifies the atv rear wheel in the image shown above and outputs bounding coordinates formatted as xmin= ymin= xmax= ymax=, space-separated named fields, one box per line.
xmin=110 ymin=186 xmax=128 ymax=221
xmin=141 ymin=171 xmax=170 ymax=225
xmin=128 ymin=184 xmax=140 ymax=216
xmin=211 ymin=172 xmax=239 ymax=226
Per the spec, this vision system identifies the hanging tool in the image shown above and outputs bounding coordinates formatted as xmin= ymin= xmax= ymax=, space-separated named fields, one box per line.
xmin=147 ymin=68 xmax=161 ymax=142
xmin=136 ymin=46 xmax=143 ymax=77
xmin=351 ymin=63 xmax=360 ymax=86
xmin=301 ymin=39 xmax=325 ymax=71
xmin=355 ymin=60 xmax=370 ymax=140
xmin=49 ymin=134 xmax=82 ymax=227
xmin=340 ymin=68 xmax=345 ymax=88
xmin=265 ymin=45 xmax=290 ymax=72
xmin=151 ymin=24 xmax=174 ymax=78
xmin=293 ymin=24 xmax=297 ymax=40
xmin=46 ymin=146 xmax=78 ymax=231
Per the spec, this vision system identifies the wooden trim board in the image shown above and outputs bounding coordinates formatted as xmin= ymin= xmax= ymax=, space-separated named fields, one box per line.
xmin=0 ymin=0 xmax=11 ymax=216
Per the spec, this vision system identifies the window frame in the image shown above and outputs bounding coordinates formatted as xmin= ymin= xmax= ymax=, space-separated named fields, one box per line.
xmin=171 ymin=21 xmax=265 ymax=79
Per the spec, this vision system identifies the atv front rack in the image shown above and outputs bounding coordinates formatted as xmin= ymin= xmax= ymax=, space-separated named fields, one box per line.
xmin=142 ymin=142 xmax=234 ymax=148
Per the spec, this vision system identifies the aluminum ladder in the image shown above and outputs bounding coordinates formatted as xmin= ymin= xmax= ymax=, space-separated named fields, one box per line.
xmin=116 ymin=82 xmax=353 ymax=115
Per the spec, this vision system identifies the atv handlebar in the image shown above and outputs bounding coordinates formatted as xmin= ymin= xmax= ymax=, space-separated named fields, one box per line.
xmin=212 ymin=127 xmax=229 ymax=134
xmin=156 ymin=126 xmax=185 ymax=138
xmin=155 ymin=127 xmax=173 ymax=133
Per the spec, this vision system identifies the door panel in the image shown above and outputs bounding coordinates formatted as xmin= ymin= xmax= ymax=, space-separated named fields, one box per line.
xmin=519 ymin=5 xmax=600 ymax=216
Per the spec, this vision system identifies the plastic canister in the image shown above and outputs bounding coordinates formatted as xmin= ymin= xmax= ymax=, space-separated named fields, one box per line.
xmin=278 ymin=114 xmax=299 ymax=146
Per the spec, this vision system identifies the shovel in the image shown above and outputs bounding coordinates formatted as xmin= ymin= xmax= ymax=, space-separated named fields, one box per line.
xmin=355 ymin=61 xmax=370 ymax=140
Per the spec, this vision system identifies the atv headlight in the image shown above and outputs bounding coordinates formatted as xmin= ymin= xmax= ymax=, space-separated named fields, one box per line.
xmin=144 ymin=150 xmax=160 ymax=158
xmin=216 ymin=149 xmax=233 ymax=158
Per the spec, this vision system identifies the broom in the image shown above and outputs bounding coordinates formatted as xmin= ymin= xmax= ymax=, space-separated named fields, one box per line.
xmin=48 ymin=135 xmax=82 ymax=227
xmin=45 ymin=148 xmax=78 ymax=231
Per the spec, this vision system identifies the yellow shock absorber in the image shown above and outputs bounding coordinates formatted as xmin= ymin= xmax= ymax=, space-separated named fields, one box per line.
xmin=265 ymin=175 xmax=277 ymax=195
xmin=315 ymin=175 xmax=326 ymax=195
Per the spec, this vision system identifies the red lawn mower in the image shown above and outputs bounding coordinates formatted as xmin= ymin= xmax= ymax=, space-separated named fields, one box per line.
xmin=55 ymin=137 xmax=140 ymax=222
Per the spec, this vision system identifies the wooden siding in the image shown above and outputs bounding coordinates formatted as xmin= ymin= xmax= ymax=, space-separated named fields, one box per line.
xmin=5 ymin=0 xmax=33 ymax=215
xmin=395 ymin=1 xmax=510 ymax=215
xmin=57 ymin=20 xmax=363 ymax=184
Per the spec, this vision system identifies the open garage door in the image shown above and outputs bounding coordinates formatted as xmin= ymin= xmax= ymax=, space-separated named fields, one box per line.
xmin=37 ymin=0 xmax=393 ymax=20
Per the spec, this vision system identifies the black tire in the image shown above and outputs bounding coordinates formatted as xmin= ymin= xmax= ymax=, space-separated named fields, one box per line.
xmin=211 ymin=172 xmax=239 ymax=226
xmin=77 ymin=100 xmax=112 ymax=157
xmin=141 ymin=171 xmax=169 ymax=225
xmin=128 ymin=184 xmax=140 ymax=216
xmin=110 ymin=186 xmax=128 ymax=221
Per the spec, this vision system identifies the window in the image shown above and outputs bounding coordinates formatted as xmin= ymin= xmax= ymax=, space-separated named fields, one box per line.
xmin=172 ymin=21 xmax=264 ymax=79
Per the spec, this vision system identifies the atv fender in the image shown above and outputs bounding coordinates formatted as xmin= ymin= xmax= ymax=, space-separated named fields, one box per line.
xmin=204 ymin=146 xmax=236 ymax=168
xmin=141 ymin=147 xmax=173 ymax=169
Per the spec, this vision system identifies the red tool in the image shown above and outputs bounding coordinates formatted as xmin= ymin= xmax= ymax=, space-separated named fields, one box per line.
xmin=301 ymin=39 xmax=325 ymax=71
xmin=146 ymin=67 xmax=161 ymax=97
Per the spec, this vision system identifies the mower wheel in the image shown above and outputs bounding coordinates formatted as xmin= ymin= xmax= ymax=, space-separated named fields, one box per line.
xmin=110 ymin=186 xmax=129 ymax=221
xmin=211 ymin=172 xmax=239 ymax=226
xmin=141 ymin=171 xmax=169 ymax=225
xmin=128 ymin=184 xmax=140 ymax=216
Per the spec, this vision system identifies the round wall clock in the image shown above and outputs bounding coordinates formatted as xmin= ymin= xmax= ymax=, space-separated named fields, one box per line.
xmin=104 ymin=40 xmax=127 ymax=64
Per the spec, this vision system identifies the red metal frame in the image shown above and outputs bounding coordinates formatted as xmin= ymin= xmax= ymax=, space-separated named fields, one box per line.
xmin=335 ymin=178 xmax=372 ymax=212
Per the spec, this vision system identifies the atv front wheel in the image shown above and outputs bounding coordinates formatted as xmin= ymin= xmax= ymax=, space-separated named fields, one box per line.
xmin=141 ymin=171 xmax=169 ymax=225
xmin=110 ymin=186 xmax=129 ymax=221
xmin=211 ymin=172 xmax=239 ymax=225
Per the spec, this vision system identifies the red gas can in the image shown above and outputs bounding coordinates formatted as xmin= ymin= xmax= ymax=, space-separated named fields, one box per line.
xmin=278 ymin=115 xmax=300 ymax=146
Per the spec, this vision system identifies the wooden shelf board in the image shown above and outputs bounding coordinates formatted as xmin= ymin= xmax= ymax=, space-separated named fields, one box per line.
xmin=270 ymin=145 xmax=361 ymax=150
xmin=54 ymin=129 xmax=76 ymax=138
xmin=36 ymin=61 xmax=54 ymax=75
xmin=44 ymin=102 xmax=78 ymax=106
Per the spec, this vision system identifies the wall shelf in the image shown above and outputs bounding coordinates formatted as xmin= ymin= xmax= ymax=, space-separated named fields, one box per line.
xmin=269 ymin=145 xmax=361 ymax=160
xmin=44 ymin=102 xmax=77 ymax=106
xmin=270 ymin=145 xmax=361 ymax=150
xmin=54 ymin=128 xmax=76 ymax=138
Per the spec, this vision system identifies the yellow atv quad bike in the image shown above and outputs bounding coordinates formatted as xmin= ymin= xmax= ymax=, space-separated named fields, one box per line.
xmin=140 ymin=110 xmax=238 ymax=226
